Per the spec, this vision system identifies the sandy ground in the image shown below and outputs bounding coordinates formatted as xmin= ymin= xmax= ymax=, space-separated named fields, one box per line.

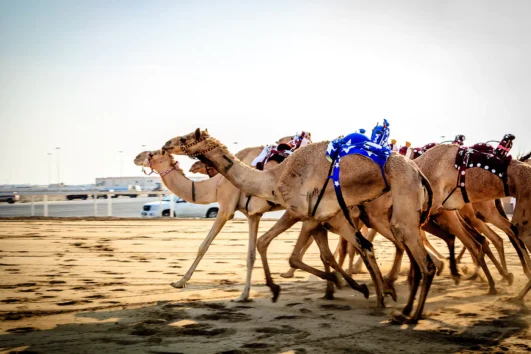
xmin=0 ymin=219 xmax=530 ymax=354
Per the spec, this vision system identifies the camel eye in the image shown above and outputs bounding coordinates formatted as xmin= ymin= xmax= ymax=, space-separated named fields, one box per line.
xmin=180 ymin=137 xmax=186 ymax=144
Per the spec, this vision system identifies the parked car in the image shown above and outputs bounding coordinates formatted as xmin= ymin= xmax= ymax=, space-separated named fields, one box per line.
xmin=66 ymin=187 xmax=90 ymax=200
xmin=141 ymin=195 xmax=219 ymax=218
xmin=0 ymin=192 xmax=20 ymax=204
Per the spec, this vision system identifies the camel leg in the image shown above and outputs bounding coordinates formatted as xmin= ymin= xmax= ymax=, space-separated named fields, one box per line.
xmin=336 ymin=237 xmax=348 ymax=269
xmin=458 ymin=214 xmax=514 ymax=285
xmin=308 ymin=227 xmax=369 ymax=298
xmin=423 ymin=220 xmax=460 ymax=284
xmin=285 ymin=223 xmax=341 ymax=290
xmin=346 ymin=241 xmax=356 ymax=275
xmin=476 ymin=200 xmax=531 ymax=278
xmin=351 ymin=228 xmax=377 ymax=274
xmin=256 ymin=212 xmax=298 ymax=302
xmin=456 ymin=245 xmax=467 ymax=264
xmin=509 ymin=279 xmax=531 ymax=304
xmin=390 ymin=229 xmax=436 ymax=324
xmin=171 ymin=211 xmax=230 ymax=288
xmin=280 ymin=236 xmax=314 ymax=278
xmin=320 ymin=254 xmax=336 ymax=300
xmin=420 ymin=229 xmax=445 ymax=260
xmin=234 ymin=214 xmax=260 ymax=302
xmin=436 ymin=211 xmax=497 ymax=295
xmin=466 ymin=216 xmax=508 ymax=272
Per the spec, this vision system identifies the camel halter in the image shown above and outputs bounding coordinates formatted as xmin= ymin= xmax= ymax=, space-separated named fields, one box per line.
xmin=180 ymin=136 xmax=217 ymax=158
xmin=142 ymin=155 xmax=180 ymax=177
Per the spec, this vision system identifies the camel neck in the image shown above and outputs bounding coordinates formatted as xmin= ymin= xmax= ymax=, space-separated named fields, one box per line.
xmin=199 ymin=147 xmax=279 ymax=202
xmin=160 ymin=168 xmax=220 ymax=204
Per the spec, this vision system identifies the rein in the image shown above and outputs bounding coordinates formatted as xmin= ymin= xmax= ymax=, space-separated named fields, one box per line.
xmin=180 ymin=137 xmax=217 ymax=158
xmin=142 ymin=155 xmax=180 ymax=177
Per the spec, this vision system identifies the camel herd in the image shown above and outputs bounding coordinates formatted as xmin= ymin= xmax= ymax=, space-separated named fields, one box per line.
xmin=133 ymin=127 xmax=531 ymax=324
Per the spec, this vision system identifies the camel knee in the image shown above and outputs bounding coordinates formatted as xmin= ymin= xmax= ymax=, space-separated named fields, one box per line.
xmin=256 ymin=237 xmax=269 ymax=254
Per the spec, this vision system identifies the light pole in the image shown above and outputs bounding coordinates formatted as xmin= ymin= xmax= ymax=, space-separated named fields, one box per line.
xmin=55 ymin=147 xmax=61 ymax=189
xmin=47 ymin=153 xmax=52 ymax=186
xmin=119 ymin=151 xmax=124 ymax=177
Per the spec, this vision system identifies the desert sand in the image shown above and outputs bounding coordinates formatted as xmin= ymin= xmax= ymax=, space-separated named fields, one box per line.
xmin=0 ymin=218 xmax=530 ymax=354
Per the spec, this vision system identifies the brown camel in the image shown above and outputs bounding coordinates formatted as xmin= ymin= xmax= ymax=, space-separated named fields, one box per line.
xmin=404 ymin=141 xmax=530 ymax=278
xmin=410 ymin=144 xmax=531 ymax=297
xmin=163 ymin=128 xmax=435 ymax=323
xmin=508 ymin=152 xmax=531 ymax=303
xmin=133 ymin=147 xmax=285 ymax=302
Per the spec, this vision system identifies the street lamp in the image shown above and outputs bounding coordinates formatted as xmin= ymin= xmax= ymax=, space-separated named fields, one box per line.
xmin=55 ymin=147 xmax=61 ymax=189
xmin=47 ymin=153 xmax=52 ymax=186
xmin=119 ymin=151 xmax=124 ymax=177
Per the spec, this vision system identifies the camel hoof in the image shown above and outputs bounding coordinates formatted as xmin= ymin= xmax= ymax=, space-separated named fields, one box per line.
xmin=323 ymin=291 xmax=335 ymax=300
xmin=232 ymin=297 xmax=253 ymax=303
xmin=384 ymin=286 xmax=398 ymax=302
xmin=280 ymin=271 xmax=295 ymax=279
xmin=271 ymin=284 xmax=281 ymax=302
xmin=360 ymin=284 xmax=370 ymax=299
xmin=390 ymin=312 xmax=410 ymax=325
xmin=487 ymin=288 xmax=498 ymax=296
xmin=452 ymin=275 xmax=461 ymax=286
xmin=171 ymin=281 xmax=186 ymax=289
xmin=506 ymin=273 xmax=514 ymax=286
xmin=436 ymin=261 xmax=445 ymax=276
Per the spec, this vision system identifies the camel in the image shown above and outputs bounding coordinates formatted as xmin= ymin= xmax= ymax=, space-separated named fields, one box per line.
xmin=508 ymin=152 xmax=531 ymax=303
xmin=403 ymin=140 xmax=531 ymax=278
xmin=163 ymin=128 xmax=435 ymax=323
xmin=134 ymin=146 xmax=286 ymax=302
xmin=407 ymin=143 xmax=531 ymax=300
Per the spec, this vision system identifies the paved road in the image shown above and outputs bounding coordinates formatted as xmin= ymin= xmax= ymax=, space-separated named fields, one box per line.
xmin=0 ymin=197 xmax=285 ymax=219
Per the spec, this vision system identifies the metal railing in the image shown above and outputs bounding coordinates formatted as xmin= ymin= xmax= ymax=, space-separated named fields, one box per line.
xmin=3 ymin=191 xmax=173 ymax=218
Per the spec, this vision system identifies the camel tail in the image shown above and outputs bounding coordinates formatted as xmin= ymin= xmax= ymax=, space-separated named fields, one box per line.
xmin=420 ymin=172 xmax=433 ymax=227
xmin=494 ymin=198 xmax=509 ymax=220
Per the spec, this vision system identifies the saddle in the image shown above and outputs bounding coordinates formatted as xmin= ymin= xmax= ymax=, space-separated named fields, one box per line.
xmin=325 ymin=119 xmax=392 ymax=198
xmin=399 ymin=134 xmax=466 ymax=159
xmin=452 ymin=134 xmax=514 ymax=203
xmin=252 ymin=131 xmax=312 ymax=170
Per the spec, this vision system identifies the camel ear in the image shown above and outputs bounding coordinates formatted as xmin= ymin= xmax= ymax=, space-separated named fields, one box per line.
xmin=195 ymin=128 xmax=201 ymax=140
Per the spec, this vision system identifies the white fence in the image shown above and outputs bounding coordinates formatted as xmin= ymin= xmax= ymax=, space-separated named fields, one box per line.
xmin=4 ymin=191 xmax=173 ymax=218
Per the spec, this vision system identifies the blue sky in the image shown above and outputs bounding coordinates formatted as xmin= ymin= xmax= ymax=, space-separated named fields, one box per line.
xmin=1 ymin=0 xmax=530 ymax=184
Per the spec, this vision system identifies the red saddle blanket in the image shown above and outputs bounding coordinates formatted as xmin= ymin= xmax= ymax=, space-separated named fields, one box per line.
xmin=453 ymin=134 xmax=514 ymax=203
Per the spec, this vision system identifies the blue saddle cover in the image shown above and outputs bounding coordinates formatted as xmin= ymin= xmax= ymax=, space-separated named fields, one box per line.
xmin=325 ymin=120 xmax=392 ymax=200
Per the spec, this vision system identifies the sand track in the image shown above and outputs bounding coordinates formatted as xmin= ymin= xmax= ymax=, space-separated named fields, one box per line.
xmin=0 ymin=219 xmax=530 ymax=353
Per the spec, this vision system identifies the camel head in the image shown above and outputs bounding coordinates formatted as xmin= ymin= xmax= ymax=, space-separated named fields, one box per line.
xmin=133 ymin=149 xmax=179 ymax=174
xmin=276 ymin=135 xmax=293 ymax=144
xmin=163 ymin=128 xmax=215 ymax=157
xmin=189 ymin=161 xmax=207 ymax=174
